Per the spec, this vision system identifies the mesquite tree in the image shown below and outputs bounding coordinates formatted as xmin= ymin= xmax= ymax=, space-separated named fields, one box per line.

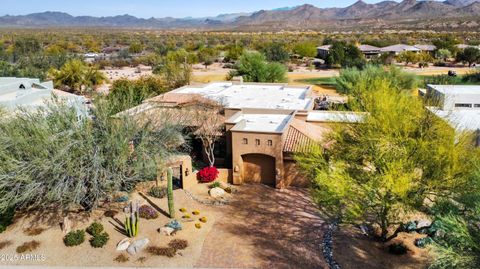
xmin=0 ymin=98 xmax=184 ymax=212
xmin=191 ymin=97 xmax=224 ymax=167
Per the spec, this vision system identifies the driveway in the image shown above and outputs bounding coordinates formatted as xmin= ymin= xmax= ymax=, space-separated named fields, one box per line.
xmin=195 ymin=184 xmax=327 ymax=269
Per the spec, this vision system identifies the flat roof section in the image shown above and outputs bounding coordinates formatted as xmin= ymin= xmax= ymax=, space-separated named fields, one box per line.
xmin=230 ymin=113 xmax=292 ymax=133
xmin=428 ymin=84 xmax=480 ymax=96
xmin=173 ymin=82 xmax=312 ymax=110
xmin=307 ymin=111 xmax=367 ymax=123
xmin=428 ymin=107 xmax=480 ymax=131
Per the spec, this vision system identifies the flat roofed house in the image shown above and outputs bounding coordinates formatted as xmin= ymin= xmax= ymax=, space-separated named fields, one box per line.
xmin=121 ymin=82 xmax=366 ymax=189
xmin=424 ymin=85 xmax=480 ymax=145
xmin=0 ymin=77 xmax=88 ymax=118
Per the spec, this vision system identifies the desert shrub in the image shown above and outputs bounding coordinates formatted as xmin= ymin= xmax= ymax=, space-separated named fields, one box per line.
xmin=148 ymin=186 xmax=167 ymax=198
xmin=199 ymin=217 xmax=207 ymax=223
xmin=23 ymin=227 xmax=45 ymax=236
xmin=388 ymin=243 xmax=408 ymax=255
xmin=64 ymin=230 xmax=85 ymax=247
xmin=86 ymin=222 xmax=104 ymax=236
xmin=138 ymin=204 xmax=159 ymax=219
xmin=0 ymin=240 xmax=12 ymax=250
xmin=114 ymin=254 xmax=129 ymax=263
xmin=16 ymin=240 xmax=40 ymax=253
xmin=147 ymin=246 xmax=177 ymax=257
xmin=90 ymin=232 xmax=109 ymax=248
xmin=168 ymin=239 xmax=188 ymax=250
xmin=198 ymin=166 xmax=219 ymax=183
xmin=0 ymin=207 xmax=15 ymax=233
xmin=336 ymin=65 xmax=417 ymax=96
xmin=0 ymin=97 xmax=183 ymax=213
xmin=423 ymin=74 xmax=460 ymax=86
xmin=209 ymin=181 xmax=221 ymax=188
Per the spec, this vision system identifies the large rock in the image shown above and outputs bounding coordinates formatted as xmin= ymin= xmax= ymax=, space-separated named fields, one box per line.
xmin=127 ymin=238 xmax=149 ymax=255
xmin=116 ymin=238 xmax=130 ymax=251
xmin=209 ymin=187 xmax=226 ymax=198
xmin=417 ymin=220 xmax=432 ymax=229
xmin=159 ymin=227 xmax=175 ymax=236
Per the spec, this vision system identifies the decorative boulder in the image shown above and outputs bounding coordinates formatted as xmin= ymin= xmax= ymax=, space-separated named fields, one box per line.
xmin=61 ymin=216 xmax=72 ymax=234
xmin=127 ymin=238 xmax=149 ymax=255
xmin=116 ymin=238 xmax=131 ymax=251
xmin=209 ymin=187 xmax=225 ymax=198
xmin=417 ymin=220 xmax=432 ymax=229
xmin=166 ymin=220 xmax=182 ymax=231
xmin=160 ymin=227 xmax=175 ymax=236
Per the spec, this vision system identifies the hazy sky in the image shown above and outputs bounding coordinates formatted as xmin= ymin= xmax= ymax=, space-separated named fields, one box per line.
xmin=1 ymin=0 xmax=394 ymax=18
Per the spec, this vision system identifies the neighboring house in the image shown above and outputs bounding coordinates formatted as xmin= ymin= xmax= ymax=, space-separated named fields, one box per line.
xmin=317 ymin=44 xmax=381 ymax=59
xmin=120 ymin=82 xmax=365 ymax=189
xmin=422 ymin=84 xmax=480 ymax=145
xmin=379 ymin=44 xmax=421 ymax=55
xmin=0 ymin=77 xmax=88 ymax=118
xmin=414 ymin=44 xmax=437 ymax=55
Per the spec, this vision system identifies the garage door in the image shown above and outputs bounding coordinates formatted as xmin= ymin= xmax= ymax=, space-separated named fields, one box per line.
xmin=242 ymin=154 xmax=276 ymax=186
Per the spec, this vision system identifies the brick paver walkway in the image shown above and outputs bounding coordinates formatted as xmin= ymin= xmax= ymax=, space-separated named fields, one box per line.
xmin=195 ymin=184 xmax=328 ymax=269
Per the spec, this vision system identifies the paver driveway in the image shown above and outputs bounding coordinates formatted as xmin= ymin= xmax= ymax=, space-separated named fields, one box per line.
xmin=195 ymin=184 xmax=328 ymax=269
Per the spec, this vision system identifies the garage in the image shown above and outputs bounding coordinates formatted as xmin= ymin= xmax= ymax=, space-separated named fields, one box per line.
xmin=242 ymin=154 xmax=276 ymax=186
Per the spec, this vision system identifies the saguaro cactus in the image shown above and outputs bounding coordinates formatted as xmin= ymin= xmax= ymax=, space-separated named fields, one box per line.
xmin=167 ymin=167 xmax=175 ymax=219
xmin=124 ymin=201 xmax=139 ymax=237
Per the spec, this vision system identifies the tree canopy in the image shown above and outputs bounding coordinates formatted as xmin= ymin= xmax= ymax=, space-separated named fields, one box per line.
xmin=229 ymin=52 xmax=287 ymax=83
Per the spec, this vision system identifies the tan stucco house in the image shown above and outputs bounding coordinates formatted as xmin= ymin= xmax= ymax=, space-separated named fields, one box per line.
xmin=120 ymin=81 xmax=365 ymax=189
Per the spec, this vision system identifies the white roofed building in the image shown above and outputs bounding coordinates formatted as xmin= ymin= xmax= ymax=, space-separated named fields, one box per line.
xmin=0 ymin=77 xmax=88 ymax=118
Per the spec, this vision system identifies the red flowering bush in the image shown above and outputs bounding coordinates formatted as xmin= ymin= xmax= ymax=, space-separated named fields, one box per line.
xmin=198 ymin=166 xmax=219 ymax=183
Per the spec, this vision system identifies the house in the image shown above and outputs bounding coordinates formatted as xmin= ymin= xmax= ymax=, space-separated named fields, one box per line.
xmin=414 ymin=44 xmax=437 ymax=52
xmin=317 ymin=44 xmax=381 ymax=59
xmin=0 ymin=77 xmax=88 ymax=117
xmin=379 ymin=44 xmax=421 ymax=55
xmin=422 ymin=84 xmax=480 ymax=145
xmin=120 ymin=82 xmax=365 ymax=189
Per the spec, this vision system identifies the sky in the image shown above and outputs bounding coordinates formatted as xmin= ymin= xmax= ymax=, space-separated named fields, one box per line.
xmin=1 ymin=0 xmax=393 ymax=18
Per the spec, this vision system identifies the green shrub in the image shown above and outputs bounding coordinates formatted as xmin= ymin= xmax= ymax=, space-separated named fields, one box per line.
xmin=90 ymin=232 xmax=109 ymax=248
xmin=148 ymin=186 xmax=167 ymax=199
xmin=64 ymin=230 xmax=85 ymax=247
xmin=0 ymin=207 xmax=15 ymax=233
xmin=209 ymin=181 xmax=221 ymax=189
xmin=86 ymin=222 xmax=104 ymax=236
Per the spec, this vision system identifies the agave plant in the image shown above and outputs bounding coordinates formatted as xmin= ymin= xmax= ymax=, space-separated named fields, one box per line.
xmin=124 ymin=201 xmax=139 ymax=237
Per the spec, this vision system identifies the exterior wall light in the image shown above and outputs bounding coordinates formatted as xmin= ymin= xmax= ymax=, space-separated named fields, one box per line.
xmin=185 ymin=168 xmax=190 ymax=176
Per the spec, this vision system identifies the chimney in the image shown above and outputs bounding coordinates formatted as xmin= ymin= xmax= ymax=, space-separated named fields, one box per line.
xmin=231 ymin=76 xmax=243 ymax=85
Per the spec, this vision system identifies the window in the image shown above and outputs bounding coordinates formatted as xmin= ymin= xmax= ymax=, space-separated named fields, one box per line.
xmin=475 ymin=104 xmax=480 ymax=108
xmin=455 ymin=103 xmax=472 ymax=108
xmin=255 ymin=139 xmax=260 ymax=146
xmin=242 ymin=138 xmax=248 ymax=145
xmin=267 ymin=140 xmax=273 ymax=146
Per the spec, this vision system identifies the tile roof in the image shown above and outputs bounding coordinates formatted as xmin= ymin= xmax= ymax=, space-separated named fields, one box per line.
xmin=283 ymin=125 xmax=317 ymax=153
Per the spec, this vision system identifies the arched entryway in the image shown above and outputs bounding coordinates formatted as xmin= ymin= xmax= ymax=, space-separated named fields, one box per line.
xmin=241 ymin=154 xmax=276 ymax=186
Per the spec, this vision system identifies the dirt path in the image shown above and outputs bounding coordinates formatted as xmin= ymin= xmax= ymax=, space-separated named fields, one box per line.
xmin=196 ymin=185 xmax=327 ymax=269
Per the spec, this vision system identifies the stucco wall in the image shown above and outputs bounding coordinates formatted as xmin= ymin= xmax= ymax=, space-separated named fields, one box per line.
xmin=231 ymin=131 xmax=284 ymax=188
xmin=283 ymin=160 xmax=310 ymax=187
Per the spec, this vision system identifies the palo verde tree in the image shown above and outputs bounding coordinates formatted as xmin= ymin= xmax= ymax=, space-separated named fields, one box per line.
xmin=297 ymin=68 xmax=472 ymax=242
xmin=48 ymin=59 xmax=106 ymax=95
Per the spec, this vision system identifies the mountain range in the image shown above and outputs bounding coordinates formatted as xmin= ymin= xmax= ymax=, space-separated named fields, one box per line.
xmin=0 ymin=0 xmax=479 ymax=31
